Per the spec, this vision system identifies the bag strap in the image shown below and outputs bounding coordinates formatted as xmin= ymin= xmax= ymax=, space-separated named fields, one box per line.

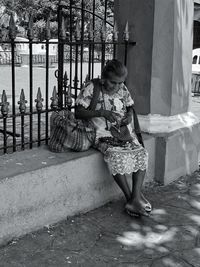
xmin=132 ymin=106 xmax=145 ymax=147
xmin=88 ymin=78 xmax=101 ymax=111
xmin=132 ymin=106 xmax=141 ymax=134
xmin=132 ymin=107 xmax=144 ymax=147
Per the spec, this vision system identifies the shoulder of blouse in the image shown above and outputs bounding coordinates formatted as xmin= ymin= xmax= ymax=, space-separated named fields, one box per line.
xmin=82 ymin=80 xmax=94 ymax=95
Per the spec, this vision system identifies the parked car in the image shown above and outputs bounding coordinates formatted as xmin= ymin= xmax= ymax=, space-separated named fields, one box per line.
xmin=192 ymin=48 xmax=200 ymax=74
xmin=192 ymin=49 xmax=200 ymax=94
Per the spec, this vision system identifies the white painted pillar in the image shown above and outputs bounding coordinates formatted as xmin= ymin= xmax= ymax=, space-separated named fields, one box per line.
xmin=115 ymin=0 xmax=200 ymax=184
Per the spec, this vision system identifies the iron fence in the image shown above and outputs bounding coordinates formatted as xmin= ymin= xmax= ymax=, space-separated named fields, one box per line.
xmin=0 ymin=0 xmax=136 ymax=155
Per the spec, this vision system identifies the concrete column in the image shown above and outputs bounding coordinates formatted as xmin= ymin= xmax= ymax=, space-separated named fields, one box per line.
xmin=115 ymin=0 xmax=155 ymax=115
xmin=151 ymin=0 xmax=193 ymax=116
xmin=115 ymin=0 xmax=193 ymax=116
xmin=115 ymin=0 xmax=200 ymax=184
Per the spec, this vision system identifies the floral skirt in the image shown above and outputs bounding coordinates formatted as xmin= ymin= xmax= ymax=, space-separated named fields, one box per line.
xmin=95 ymin=133 xmax=148 ymax=176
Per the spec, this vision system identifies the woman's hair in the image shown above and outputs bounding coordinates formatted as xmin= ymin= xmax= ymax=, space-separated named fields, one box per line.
xmin=101 ymin=59 xmax=128 ymax=79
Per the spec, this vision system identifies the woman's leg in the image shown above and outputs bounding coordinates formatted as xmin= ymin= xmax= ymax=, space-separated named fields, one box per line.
xmin=125 ymin=170 xmax=151 ymax=216
xmin=132 ymin=170 xmax=151 ymax=210
xmin=131 ymin=169 xmax=145 ymax=202
xmin=113 ymin=174 xmax=131 ymax=202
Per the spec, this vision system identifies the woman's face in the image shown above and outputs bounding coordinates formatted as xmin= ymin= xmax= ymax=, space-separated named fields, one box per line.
xmin=103 ymin=73 xmax=126 ymax=94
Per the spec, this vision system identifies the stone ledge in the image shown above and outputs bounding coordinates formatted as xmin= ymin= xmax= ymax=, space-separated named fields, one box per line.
xmin=0 ymin=134 xmax=155 ymax=245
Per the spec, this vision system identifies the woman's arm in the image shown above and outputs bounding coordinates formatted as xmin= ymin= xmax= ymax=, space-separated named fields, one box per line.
xmin=75 ymin=105 xmax=121 ymax=123
xmin=75 ymin=105 xmax=103 ymax=120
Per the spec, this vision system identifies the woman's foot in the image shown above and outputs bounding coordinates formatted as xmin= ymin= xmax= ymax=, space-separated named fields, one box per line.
xmin=125 ymin=200 xmax=150 ymax=217
xmin=140 ymin=193 xmax=152 ymax=212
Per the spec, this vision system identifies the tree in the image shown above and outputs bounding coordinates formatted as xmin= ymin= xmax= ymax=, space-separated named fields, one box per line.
xmin=0 ymin=0 xmax=114 ymax=40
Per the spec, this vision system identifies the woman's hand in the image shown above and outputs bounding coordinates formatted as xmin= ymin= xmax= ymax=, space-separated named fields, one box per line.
xmin=121 ymin=112 xmax=132 ymax=126
xmin=101 ymin=110 xmax=120 ymax=124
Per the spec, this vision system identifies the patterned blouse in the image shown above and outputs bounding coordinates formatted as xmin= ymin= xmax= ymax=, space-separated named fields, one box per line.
xmin=76 ymin=81 xmax=134 ymax=141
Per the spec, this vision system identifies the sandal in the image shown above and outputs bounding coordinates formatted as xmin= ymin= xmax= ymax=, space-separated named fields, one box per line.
xmin=125 ymin=203 xmax=150 ymax=217
xmin=141 ymin=194 xmax=152 ymax=212
xmin=144 ymin=202 xmax=152 ymax=213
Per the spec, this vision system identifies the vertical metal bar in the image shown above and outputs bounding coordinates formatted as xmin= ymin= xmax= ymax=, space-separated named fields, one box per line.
xmin=69 ymin=0 xmax=73 ymax=88
xmin=29 ymin=39 xmax=33 ymax=149
xmin=88 ymin=40 xmax=92 ymax=79
xmin=35 ymin=87 xmax=43 ymax=146
xmin=74 ymin=44 xmax=79 ymax=100
xmin=18 ymin=89 xmax=26 ymax=150
xmin=38 ymin=112 xmax=41 ymax=146
xmin=45 ymin=42 xmax=49 ymax=144
xmin=74 ymin=21 xmax=81 ymax=100
xmin=21 ymin=115 xmax=25 ymax=150
xmin=113 ymin=43 xmax=116 ymax=59
xmin=1 ymin=90 xmax=9 ymax=154
xmin=91 ymin=0 xmax=96 ymax=78
xmin=101 ymin=22 xmax=106 ymax=72
xmin=58 ymin=3 xmax=65 ymax=109
xmin=124 ymin=41 xmax=128 ymax=66
xmin=104 ymin=0 xmax=108 ymax=23
xmin=3 ymin=117 xmax=7 ymax=154
xmin=88 ymin=22 xmax=93 ymax=80
xmin=123 ymin=21 xmax=129 ymax=67
xmin=113 ymin=21 xmax=118 ymax=59
xmin=103 ymin=0 xmax=108 ymax=69
xmin=11 ymin=39 xmax=16 ymax=152
xmin=9 ymin=13 xmax=16 ymax=152
xmin=45 ymin=18 xmax=50 ymax=144
xmin=101 ymin=43 xmax=105 ymax=72
xmin=27 ymin=14 xmax=34 ymax=149
xmin=63 ymin=71 xmax=68 ymax=108
xmin=80 ymin=0 xmax=84 ymax=86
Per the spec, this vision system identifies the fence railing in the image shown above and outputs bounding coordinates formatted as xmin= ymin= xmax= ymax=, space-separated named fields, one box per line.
xmin=0 ymin=0 xmax=136 ymax=155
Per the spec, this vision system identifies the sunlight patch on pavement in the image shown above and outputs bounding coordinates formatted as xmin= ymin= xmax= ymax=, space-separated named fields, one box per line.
xmin=162 ymin=257 xmax=184 ymax=267
xmin=189 ymin=214 xmax=200 ymax=226
xmin=117 ymin=227 xmax=177 ymax=249
xmin=189 ymin=199 xmax=200 ymax=210
xmin=151 ymin=209 xmax=167 ymax=215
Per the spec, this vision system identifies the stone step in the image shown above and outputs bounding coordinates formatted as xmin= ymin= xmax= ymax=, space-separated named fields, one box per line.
xmin=0 ymin=134 xmax=155 ymax=245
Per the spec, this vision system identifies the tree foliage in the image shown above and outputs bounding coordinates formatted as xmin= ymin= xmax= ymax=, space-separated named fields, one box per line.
xmin=0 ymin=0 xmax=114 ymax=40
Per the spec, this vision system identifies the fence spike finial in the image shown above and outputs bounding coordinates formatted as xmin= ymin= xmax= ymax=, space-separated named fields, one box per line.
xmin=9 ymin=13 xmax=16 ymax=40
xmin=113 ymin=21 xmax=118 ymax=42
xmin=101 ymin=22 xmax=106 ymax=41
xmin=84 ymin=74 xmax=90 ymax=85
xmin=66 ymin=85 xmax=72 ymax=108
xmin=0 ymin=90 xmax=9 ymax=116
xmin=50 ymin=86 xmax=58 ymax=110
xmin=18 ymin=89 xmax=27 ymax=114
xmin=75 ymin=20 xmax=81 ymax=41
xmin=63 ymin=71 xmax=68 ymax=87
xmin=123 ymin=21 xmax=129 ymax=41
xmin=35 ymin=87 xmax=44 ymax=111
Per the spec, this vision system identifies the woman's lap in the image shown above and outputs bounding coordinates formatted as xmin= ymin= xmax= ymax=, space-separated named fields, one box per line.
xmin=94 ymin=139 xmax=148 ymax=176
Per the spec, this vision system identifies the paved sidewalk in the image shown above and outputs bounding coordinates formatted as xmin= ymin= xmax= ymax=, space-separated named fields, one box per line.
xmin=0 ymin=172 xmax=200 ymax=267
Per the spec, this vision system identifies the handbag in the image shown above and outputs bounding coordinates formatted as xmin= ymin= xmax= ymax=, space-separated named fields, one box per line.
xmin=49 ymin=110 xmax=96 ymax=152
xmin=49 ymin=78 xmax=101 ymax=152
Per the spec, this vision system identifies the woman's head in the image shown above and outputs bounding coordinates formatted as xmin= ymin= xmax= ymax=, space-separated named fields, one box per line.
xmin=102 ymin=59 xmax=128 ymax=80
xmin=101 ymin=59 xmax=128 ymax=94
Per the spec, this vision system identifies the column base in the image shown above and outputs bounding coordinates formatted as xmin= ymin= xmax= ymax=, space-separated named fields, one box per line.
xmin=139 ymin=113 xmax=200 ymax=185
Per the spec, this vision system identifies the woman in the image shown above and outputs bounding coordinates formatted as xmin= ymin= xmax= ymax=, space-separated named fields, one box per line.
xmin=75 ymin=59 xmax=151 ymax=217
